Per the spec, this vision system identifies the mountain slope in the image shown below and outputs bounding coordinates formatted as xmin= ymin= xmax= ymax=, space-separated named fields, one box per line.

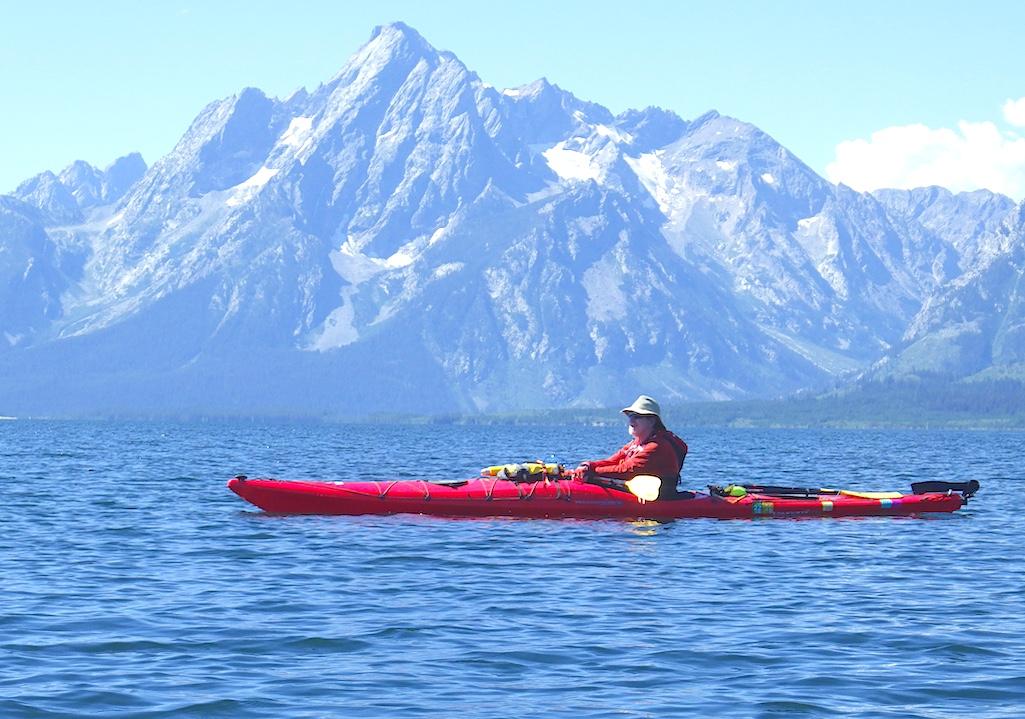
xmin=875 ymin=202 xmax=1025 ymax=378
xmin=0 ymin=197 xmax=68 ymax=348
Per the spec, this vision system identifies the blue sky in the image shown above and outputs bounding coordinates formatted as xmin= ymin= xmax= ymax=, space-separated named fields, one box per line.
xmin=4 ymin=0 xmax=1025 ymax=197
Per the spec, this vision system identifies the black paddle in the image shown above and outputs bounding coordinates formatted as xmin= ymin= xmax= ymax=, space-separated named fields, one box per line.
xmin=714 ymin=481 xmax=980 ymax=499
xmin=910 ymin=480 xmax=980 ymax=498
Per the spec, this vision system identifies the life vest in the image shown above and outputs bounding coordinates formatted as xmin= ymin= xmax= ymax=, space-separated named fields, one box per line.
xmin=662 ymin=430 xmax=689 ymax=474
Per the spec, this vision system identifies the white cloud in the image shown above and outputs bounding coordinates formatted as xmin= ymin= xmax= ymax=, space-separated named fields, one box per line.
xmin=1003 ymin=97 xmax=1025 ymax=127
xmin=826 ymin=103 xmax=1025 ymax=200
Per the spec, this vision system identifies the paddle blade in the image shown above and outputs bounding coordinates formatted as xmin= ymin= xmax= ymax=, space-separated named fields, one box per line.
xmin=625 ymin=475 xmax=661 ymax=502
xmin=911 ymin=480 xmax=980 ymax=497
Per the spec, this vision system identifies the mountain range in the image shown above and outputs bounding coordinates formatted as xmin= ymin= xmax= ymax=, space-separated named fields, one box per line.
xmin=1 ymin=22 xmax=1022 ymax=418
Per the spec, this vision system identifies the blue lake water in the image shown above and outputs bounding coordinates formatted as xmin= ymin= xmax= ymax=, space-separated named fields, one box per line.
xmin=2 ymin=421 xmax=1024 ymax=718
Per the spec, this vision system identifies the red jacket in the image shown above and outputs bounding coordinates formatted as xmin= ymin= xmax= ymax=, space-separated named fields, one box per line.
xmin=590 ymin=429 xmax=689 ymax=481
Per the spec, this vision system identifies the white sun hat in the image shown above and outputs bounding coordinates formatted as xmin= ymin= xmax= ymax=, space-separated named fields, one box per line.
xmin=621 ymin=395 xmax=661 ymax=418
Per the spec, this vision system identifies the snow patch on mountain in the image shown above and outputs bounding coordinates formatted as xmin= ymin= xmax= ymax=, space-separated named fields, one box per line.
xmin=279 ymin=116 xmax=314 ymax=151
xmin=594 ymin=124 xmax=632 ymax=144
xmin=625 ymin=152 xmax=673 ymax=212
xmin=543 ymin=142 xmax=602 ymax=182
xmin=429 ymin=225 xmax=449 ymax=245
xmin=305 ymin=238 xmax=422 ymax=351
xmin=306 ymin=300 xmax=360 ymax=350
xmin=226 ymin=167 xmax=278 ymax=206
xmin=525 ymin=180 xmax=564 ymax=203
xmin=433 ymin=262 xmax=463 ymax=278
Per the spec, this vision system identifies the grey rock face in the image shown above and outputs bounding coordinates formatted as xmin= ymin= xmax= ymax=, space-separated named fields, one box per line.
xmin=873 ymin=187 xmax=1015 ymax=270
xmin=0 ymin=197 xmax=67 ymax=348
xmin=17 ymin=152 xmax=150 ymax=224
xmin=878 ymin=202 xmax=1025 ymax=378
xmin=14 ymin=171 xmax=83 ymax=226
xmin=101 ymin=153 xmax=148 ymax=204
xmin=59 ymin=161 xmax=105 ymax=209
xmin=0 ymin=22 xmax=1019 ymax=416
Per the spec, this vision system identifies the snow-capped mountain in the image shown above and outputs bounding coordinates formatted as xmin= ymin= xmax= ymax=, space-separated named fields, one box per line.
xmin=0 ymin=23 xmax=1018 ymax=416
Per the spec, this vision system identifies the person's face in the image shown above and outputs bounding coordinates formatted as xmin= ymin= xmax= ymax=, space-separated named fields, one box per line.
xmin=627 ymin=413 xmax=656 ymax=442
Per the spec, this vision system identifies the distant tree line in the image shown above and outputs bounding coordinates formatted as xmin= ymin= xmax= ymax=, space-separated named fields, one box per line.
xmin=666 ymin=374 xmax=1025 ymax=428
xmin=386 ymin=373 xmax=1025 ymax=428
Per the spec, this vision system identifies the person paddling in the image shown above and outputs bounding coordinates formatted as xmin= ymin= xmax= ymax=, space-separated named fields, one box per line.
xmin=573 ymin=395 xmax=688 ymax=500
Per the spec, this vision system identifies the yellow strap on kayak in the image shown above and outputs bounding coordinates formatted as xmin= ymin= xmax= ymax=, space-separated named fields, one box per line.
xmin=838 ymin=490 xmax=904 ymax=499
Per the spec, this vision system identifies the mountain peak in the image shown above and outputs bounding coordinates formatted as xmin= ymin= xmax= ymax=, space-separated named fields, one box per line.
xmin=321 ymin=21 xmax=443 ymax=96
xmin=615 ymin=106 xmax=689 ymax=151
xmin=503 ymin=78 xmax=587 ymax=106
xmin=15 ymin=169 xmax=59 ymax=193
xmin=690 ymin=109 xmax=722 ymax=127
xmin=105 ymin=152 xmax=146 ymax=175
xmin=516 ymin=77 xmax=556 ymax=97
xmin=363 ymin=21 xmax=436 ymax=62
xmin=371 ymin=21 xmax=428 ymax=43
xmin=61 ymin=159 xmax=99 ymax=178
xmin=103 ymin=153 xmax=147 ymax=204
xmin=58 ymin=160 xmax=103 ymax=208
xmin=13 ymin=170 xmax=82 ymax=225
xmin=500 ymin=76 xmax=614 ymax=136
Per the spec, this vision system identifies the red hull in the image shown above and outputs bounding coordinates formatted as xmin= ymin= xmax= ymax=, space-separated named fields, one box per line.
xmin=227 ymin=477 xmax=966 ymax=519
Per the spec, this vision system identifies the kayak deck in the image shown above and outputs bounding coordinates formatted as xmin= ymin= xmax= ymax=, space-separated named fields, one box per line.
xmin=227 ymin=477 xmax=968 ymax=519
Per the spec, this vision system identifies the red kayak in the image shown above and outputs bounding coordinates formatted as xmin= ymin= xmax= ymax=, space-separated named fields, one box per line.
xmin=227 ymin=476 xmax=973 ymax=519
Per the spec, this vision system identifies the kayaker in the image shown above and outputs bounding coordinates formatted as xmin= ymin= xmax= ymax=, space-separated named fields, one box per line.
xmin=573 ymin=395 xmax=688 ymax=500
